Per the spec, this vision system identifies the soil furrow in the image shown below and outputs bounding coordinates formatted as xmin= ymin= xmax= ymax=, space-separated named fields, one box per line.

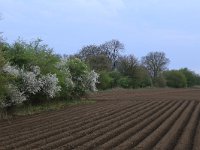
xmin=3 ymin=101 xmax=148 ymax=149
xmin=0 ymin=101 xmax=119 ymax=134
xmin=193 ymin=114 xmax=200 ymax=150
xmin=174 ymin=101 xmax=200 ymax=150
xmin=0 ymin=101 xmax=130 ymax=141
xmin=116 ymin=100 xmax=186 ymax=149
xmin=37 ymin=101 xmax=162 ymax=150
xmin=63 ymin=100 xmax=173 ymax=149
xmin=134 ymin=100 xmax=189 ymax=150
xmin=153 ymin=100 xmax=195 ymax=150
xmin=96 ymin=101 xmax=177 ymax=150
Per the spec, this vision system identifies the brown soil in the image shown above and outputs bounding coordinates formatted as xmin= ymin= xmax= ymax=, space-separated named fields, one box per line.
xmin=0 ymin=88 xmax=200 ymax=150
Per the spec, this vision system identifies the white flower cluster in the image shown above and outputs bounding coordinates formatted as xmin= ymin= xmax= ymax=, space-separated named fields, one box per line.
xmin=1 ymin=84 xmax=26 ymax=107
xmin=86 ymin=70 xmax=99 ymax=92
xmin=2 ymin=64 xmax=61 ymax=107
xmin=3 ymin=63 xmax=20 ymax=77
xmin=56 ymin=59 xmax=74 ymax=89
xmin=41 ymin=74 xmax=61 ymax=98
xmin=1 ymin=60 xmax=99 ymax=108
xmin=20 ymin=70 xmax=43 ymax=94
xmin=56 ymin=58 xmax=69 ymax=73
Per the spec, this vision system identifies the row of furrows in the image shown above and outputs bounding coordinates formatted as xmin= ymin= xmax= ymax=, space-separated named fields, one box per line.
xmin=0 ymin=101 xmax=117 ymax=130
xmin=1 ymin=100 xmax=150 ymax=149
xmin=2 ymin=99 xmax=200 ymax=150
xmin=43 ymin=100 xmax=174 ymax=150
xmin=0 ymin=100 xmax=131 ymax=137
xmin=0 ymin=103 xmax=99 ymax=126
xmin=115 ymin=100 xmax=191 ymax=150
xmin=35 ymin=100 xmax=166 ymax=150
xmin=77 ymin=100 xmax=200 ymax=150
xmin=130 ymin=100 xmax=200 ymax=150
xmin=152 ymin=100 xmax=195 ymax=150
xmin=0 ymin=102 xmax=102 ymax=129
xmin=0 ymin=101 xmax=133 ymax=145
xmin=90 ymin=89 xmax=193 ymax=100
xmin=85 ymin=100 xmax=181 ymax=150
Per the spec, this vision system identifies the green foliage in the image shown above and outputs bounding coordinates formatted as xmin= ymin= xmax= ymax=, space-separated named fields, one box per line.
xmin=164 ymin=70 xmax=187 ymax=88
xmin=67 ymin=58 xmax=89 ymax=77
xmin=179 ymin=68 xmax=200 ymax=87
xmin=118 ymin=77 xmax=132 ymax=88
xmin=109 ymin=70 xmax=122 ymax=87
xmin=4 ymin=39 xmax=60 ymax=75
xmin=97 ymin=71 xmax=113 ymax=90
xmin=66 ymin=58 xmax=89 ymax=98
xmin=134 ymin=67 xmax=152 ymax=88
xmin=154 ymin=75 xmax=167 ymax=87
xmin=0 ymin=49 xmax=7 ymax=102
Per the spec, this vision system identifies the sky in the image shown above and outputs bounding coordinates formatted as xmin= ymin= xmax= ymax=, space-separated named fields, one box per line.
xmin=0 ymin=0 xmax=200 ymax=73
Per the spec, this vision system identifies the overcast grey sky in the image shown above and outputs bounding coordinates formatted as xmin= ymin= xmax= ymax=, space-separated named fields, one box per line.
xmin=0 ymin=0 xmax=200 ymax=73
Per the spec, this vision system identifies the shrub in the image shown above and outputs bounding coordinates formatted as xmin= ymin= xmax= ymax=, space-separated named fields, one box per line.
xmin=164 ymin=70 xmax=187 ymax=88
xmin=118 ymin=77 xmax=132 ymax=88
xmin=4 ymin=39 xmax=60 ymax=75
xmin=2 ymin=64 xmax=61 ymax=106
xmin=66 ymin=58 xmax=89 ymax=97
xmin=1 ymin=84 xmax=26 ymax=108
xmin=154 ymin=75 xmax=166 ymax=87
xmin=179 ymin=68 xmax=200 ymax=87
xmin=55 ymin=58 xmax=74 ymax=99
xmin=109 ymin=70 xmax=122 ymax=87
xmin=97 ymin=71 xmax=113 ymax=90
xmin=85 ymin=70 xmax=99 ymax=92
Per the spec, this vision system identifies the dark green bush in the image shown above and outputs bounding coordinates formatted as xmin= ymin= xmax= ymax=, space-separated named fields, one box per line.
xmin=179 ymin=68 xmax=200 ymax=87
xmin=164 ymin=70 xmax=187 ymax=88
xmin=97 ymin=71 xmax=113 ymax=90
xmin=118 ymin=77 xmax=132 ymax=88
xmin=154 ymin=75 xmax=166 ymax=87
xmin=109 ymin=70 xmax=122 ymax=88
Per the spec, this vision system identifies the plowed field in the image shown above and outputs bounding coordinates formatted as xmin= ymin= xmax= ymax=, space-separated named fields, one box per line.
xmin=0 ymin=88 xmax=200 ymax=150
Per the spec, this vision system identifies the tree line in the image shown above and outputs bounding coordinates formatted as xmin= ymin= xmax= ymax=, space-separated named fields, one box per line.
xmin=74 ymin=39 xmax=200 ymax=89
xmin=0 ymin=38 xmax=200 ymax=112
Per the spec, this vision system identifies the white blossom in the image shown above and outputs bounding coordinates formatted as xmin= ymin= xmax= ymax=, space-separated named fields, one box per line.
xmin=56 ymin=58 xmax=69 ymax=73
xmin=3 ymin=63 xmax=20 ymax=77
xmin=31 ymin=66 xmax=41 ymax=76
xmin=20 ymin=70 xmax=43 ymax=94
xmin=41 ymin=74 xmax=61 ymax=98
xmin=86 ymin=70 xmax=99 ymax=92
xmin=1 ymin=84 xmax=26 ymax=107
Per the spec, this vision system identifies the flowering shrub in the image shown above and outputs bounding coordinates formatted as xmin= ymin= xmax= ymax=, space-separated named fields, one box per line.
xmin=85 ymin=70 xmax=99 ymax=92
xmin=1 ymin=57 xmax=98 ymax=108
xmin=2 ymin=64 xmax=61 ymax=107
xmin=20 ymin=69 xmax=43 ymax=94
xmin=41 ymin=74 xmax=61 ymax=98
xmin=1 ymin=84 xmax=26 ymax=108
xmin=3 ymin=63 xmax=20 ymax=77
xmin=56 ymin=58 xmax=99 ymax=98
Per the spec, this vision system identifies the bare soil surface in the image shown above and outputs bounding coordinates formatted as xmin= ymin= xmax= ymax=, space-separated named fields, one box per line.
xmin=0 ymin=88 xmax=200 ymax=150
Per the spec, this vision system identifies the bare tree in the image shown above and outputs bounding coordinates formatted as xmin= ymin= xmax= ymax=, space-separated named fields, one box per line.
xmin=100 ymin=39 xmax=124 ymax=69
xmin=77 ymin=45 xmax=107 ymax=61
xmin=117 ymin=55 xmax=138 ymax=76
xmin=141 ymin=51 xmax=170 ymax=79
xmin=76 ymin=45 xmax=112 ymax=71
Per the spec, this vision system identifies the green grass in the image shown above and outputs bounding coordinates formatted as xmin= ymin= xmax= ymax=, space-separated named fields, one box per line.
xmin=12 ymin=99 xmax=96 ymax=116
